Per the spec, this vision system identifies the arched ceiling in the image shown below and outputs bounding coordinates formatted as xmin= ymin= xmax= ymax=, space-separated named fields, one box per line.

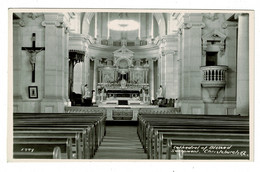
xmin=81 ymin=12 xmax=167 ymax=40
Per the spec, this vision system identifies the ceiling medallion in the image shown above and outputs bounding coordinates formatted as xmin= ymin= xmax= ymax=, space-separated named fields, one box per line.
xmin=108 ymin=13 xmax=140 ymax=31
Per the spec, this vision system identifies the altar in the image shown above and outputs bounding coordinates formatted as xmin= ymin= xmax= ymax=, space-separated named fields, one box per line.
xmin=95 ymin=41 xmax=151 ymax=106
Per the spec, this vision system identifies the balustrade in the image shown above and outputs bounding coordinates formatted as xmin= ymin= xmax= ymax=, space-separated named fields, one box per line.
xmin=200 ymin=65 xmax=228 ymax=102
xmin=201 ymin=65 xmax=228 ymax=85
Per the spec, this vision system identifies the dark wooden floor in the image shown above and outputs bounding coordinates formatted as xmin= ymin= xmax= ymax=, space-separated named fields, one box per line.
xmin=94 ymin=122 xmax=147 ymax=159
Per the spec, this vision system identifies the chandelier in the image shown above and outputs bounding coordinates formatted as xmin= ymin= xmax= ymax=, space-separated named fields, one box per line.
xmin=108 ymin=13 xmax=140 ymax=31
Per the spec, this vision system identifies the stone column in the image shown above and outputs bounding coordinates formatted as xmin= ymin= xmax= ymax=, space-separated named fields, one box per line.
xmin=149 ymin=59 xmax=155 ymax=101
xmin=13 ymin=19 xmax=23 ymax=101
xmin=64 ymin=28 xmax=70 ymax=106
xmin=161 ymin=35 xmax=179 ymax=99
xmin=81 ymin=55 xmax=87 ymax=88
xmin=222 ymin=21 xmax=238 ymax=103
xmin=147 ymin=13 xmax=153 ymax=40
xmin=160 ymin=54 xmax=166 ymax=87
xmin=236 ymin=13 xmax=249 ymax=116
xmin=179 ymin=14 xmax=205 ymax=114
xmin=177 ymin=29 xmax=183 ymax=101
xmin=157 ymin=57 xmax=161 ymax=90
xmin=107 ymin=13 xmax=110 ymax=39
xmin=164 ymin=51 xmax=179 ymax=99
xmin=94 ymin=12 xmax=98 ymax=38
xmin=95 ymin=13 xmax=101 ymax=42
xmin=40 ymin=13 xmax=70 ymax=112
xmin=138 ymin=13 xmax=141 ymax=39
xmin=13 ymin=19 xmax=25 ymax=112
xmin=92 ymin=58 xmax=98 ymax=103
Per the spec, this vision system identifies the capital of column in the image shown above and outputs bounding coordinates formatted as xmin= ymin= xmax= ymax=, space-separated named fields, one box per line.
xmin=161 ymin=50 xmax=177 ymax=56
xmin=234 ymin=13 xmax=249 ymax=20
xmin=181 ymin=22 xmax=206 ymax=29
xmin=41 ymin=13 xmax=70 ymax=29
xmin=148 ymin=57 xmax=157 ymax=63
xmin=221 ymin=21 xmax=238 ymax=29
xmin=27 ymin=13 xmax=41 ymax=20
xmin=13 ymin=19 xmax=25 ymax=27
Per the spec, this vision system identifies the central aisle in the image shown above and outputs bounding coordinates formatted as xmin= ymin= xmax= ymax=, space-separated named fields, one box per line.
xmin=94 ymin=123 xmax=147 ymax=159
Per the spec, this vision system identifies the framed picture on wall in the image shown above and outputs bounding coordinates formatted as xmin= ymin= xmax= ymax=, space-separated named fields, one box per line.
xmin=28 ymin=86 xmax=38 ymax=99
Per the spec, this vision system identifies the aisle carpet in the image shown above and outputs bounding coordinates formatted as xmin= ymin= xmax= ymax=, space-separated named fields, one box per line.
xmin=94 ymin=125 xmax=147 ymax=159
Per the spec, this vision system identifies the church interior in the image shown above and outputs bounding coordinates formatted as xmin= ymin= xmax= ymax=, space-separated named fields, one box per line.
xmin=11 ymin=11 xmax=251 ymax=160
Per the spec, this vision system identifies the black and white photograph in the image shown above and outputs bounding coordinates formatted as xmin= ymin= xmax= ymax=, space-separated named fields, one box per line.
xmin=2 ymin=0 xmax=259 ymax=171
xmin=9 ymin=9 xmax=253 ymax=161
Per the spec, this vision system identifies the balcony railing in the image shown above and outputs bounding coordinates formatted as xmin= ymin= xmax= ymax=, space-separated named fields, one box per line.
xmin=201 ymin=65 xmax=228 ymax=87
xmin=200 ymin=65 xmax=228 ymax=102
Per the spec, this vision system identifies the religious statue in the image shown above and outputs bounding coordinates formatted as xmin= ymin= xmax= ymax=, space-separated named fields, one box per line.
xmin=156 ymin=85 xmax=163 ymax=98
xmin=142 ymin=89 xmax=146 ymax=103
xmin=100 ymin=88 xmax=105 ymax=102
xmin=82 ymin=84 xmax=91 ymax=99
xmin=25 ymin=48 xmax=44 ymax=71
xmin=81 ymin=84 xmax=93 ymax=106
xmin=120 ymin=78 xmax=127 ymax=89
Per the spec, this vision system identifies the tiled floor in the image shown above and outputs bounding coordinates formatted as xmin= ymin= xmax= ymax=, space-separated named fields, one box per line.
xmin=94 ymin=125 xmax=147 ymax=159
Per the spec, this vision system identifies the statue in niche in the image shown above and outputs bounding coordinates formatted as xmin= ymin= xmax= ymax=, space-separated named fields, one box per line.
xmin=82 ymin=84 xmax=91 ymax=99
xmin=142 ymin=89 xmax=146 ymax=102
xmin=134 ymin=72 xmax=143 ymax=84
xmin=103 ymin=72 xmax=114 ymax=83
xmin=120 ymin=78 xmax=127 ymax=89
xmin=103 ymin=74 xmax=110 ymax=83
xmin=82 ymin=84 xmax=92 ymax=106
xmin=100 ymin=88 xmax=105 ymax=102
xmin=156 ymin=85 xmax=164 ymax=98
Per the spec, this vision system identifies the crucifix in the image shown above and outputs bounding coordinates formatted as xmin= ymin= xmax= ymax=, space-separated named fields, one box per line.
xmin=21 ymin=33 xmax=45 ymax=82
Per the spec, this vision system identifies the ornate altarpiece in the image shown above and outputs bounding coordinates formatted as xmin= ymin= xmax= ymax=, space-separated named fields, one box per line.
xmin=97 ymin=43 xmax=150 ymax=102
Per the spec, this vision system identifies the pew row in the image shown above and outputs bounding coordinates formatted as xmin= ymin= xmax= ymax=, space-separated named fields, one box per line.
xmin=165 ymin=137 xmax=249 ymax=160
xmin=137 ymin=113 xmax=249 ymax=160
xmin=13 ymin=113 xmax=106 ymax=159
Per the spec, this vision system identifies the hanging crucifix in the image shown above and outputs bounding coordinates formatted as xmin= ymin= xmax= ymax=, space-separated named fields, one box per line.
xmin=21 ymin=33 xmax=45 ymax=82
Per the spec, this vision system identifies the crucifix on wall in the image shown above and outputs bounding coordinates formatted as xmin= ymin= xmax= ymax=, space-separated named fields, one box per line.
xmin=21 ymin=33 xmax=45 ymax=82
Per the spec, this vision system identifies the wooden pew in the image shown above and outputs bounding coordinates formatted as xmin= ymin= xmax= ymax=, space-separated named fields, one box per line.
xmin=14 ymin=118 xmax=101 ymax=151
xmin=137 ymin=114 xmax=249 ymax=147
xmin=14 ymin=130 xmax=87 ymax=159
xmin=148 ymin=127 xmax=249 ymax=159
xmin=14 ymin=137 xmax=72 ymax=159
xmin=157 ymin=131 xmax=249 ymax=159
xmin=14 ymin=113 xmax=106 ymax=147
xmin=14 ymin=113 xmax=106 ymax=146
xmin=140 ymin=119 xmax=249 ymax=155
xmin=13 ymin=113 xmax=106 ymax=159
xmin=14 ymin=127 xmax=93 ymax=159
xmin=137 ymin=114 xmax=249 ymax=139
xmin=137 ymin=114 xmax=249 ymax=160
xmin=165 ymin=136 xmax=249 ymax=160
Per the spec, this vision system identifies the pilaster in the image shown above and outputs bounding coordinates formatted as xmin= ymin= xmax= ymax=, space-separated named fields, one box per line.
xmin=236 ymin=13 xmax=249 ymax=116
xmin=222 ymin=21 xmax=238 ymax=103
xmin=149 ymin=59 xmax=155 ymax=101
xmin=92 ymin=58 xmax=98 ymax=103
xmin=40 ymin=13 xmax=71 ymax=112
xmin=160 ymin=35 xmax=179 ymax=99
xmin=178 ymin=13 xmax=205 ymax=114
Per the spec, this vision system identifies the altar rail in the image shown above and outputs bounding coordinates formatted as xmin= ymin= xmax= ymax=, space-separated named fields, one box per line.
xmin=65 ymin=106 xmax=106 ymax=115
xmin=65 ymin=106 xmax=181 ymax=121
xmin=139 ymin=107 xmax=181 ymax=115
